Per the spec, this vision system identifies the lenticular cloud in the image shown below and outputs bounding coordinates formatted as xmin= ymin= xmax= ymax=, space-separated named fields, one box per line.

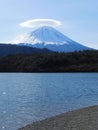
xmin=20 ymin=19 xmax=61 ymax=28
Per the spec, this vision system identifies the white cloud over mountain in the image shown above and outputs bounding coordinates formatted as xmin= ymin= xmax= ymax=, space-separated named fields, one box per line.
xmin=19 ymin=19 xmax=61 ymax=28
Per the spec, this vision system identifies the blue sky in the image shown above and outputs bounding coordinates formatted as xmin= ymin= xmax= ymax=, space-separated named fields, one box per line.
xmin=0 ymin=0 xmax=98 ymax=49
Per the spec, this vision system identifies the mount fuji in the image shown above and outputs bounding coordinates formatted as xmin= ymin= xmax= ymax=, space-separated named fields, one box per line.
xmin=14 ymin=26 xmax=92 ymax=52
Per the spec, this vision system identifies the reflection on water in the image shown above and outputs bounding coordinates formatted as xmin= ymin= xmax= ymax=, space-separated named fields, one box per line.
xmin=0 ymin=73 xmax=98 ymax=130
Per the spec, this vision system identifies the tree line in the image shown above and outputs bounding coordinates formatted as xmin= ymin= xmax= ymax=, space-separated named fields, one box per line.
xmin=0 ymin=50 xmax=98 ymax=72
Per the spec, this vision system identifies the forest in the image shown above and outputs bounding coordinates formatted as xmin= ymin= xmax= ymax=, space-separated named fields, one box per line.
xmin=0 ymin=50 xmax=98 ymax=72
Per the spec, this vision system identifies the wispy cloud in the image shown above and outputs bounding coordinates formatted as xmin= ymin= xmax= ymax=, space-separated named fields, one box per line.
xmin=19 ymin=19 xmax=61 ymax=28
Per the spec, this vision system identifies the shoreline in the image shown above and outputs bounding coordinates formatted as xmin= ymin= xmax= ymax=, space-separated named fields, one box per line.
xmin=19 ymin=105 xmax=98 ymax=130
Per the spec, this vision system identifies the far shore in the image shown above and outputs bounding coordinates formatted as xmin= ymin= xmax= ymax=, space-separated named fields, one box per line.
xmin=19 ymin=105 xmax=98 ymax=130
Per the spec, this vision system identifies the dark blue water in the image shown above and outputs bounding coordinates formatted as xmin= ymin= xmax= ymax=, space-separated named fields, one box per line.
xmin=0 ymin=73 xmax=98 ymax=130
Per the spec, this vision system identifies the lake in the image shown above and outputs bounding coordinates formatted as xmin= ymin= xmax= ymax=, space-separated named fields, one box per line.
xmin=0 ymin=73 xmax=98 ymax=130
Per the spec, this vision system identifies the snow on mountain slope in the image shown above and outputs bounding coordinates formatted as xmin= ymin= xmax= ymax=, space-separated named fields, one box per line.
xmin=13 ymin=26 xmax=92 ymax=52
xmin=29 ymin=26 xmax=72 ymax=44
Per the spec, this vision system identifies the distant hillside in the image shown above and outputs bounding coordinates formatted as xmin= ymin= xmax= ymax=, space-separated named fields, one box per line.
xmin=0 ymin=44 xmax=52 ymax=56
xmin=0 ymin=50 xmax=98 ymax=72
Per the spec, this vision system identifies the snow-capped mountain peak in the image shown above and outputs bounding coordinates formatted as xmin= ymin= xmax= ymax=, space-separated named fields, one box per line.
xmin=30 ymin=26 xmax=72 ymax=44
xmin=13 ymin=26 xmax=72 ymax=45
xmin=12 ymin=26 xmax=92 ymax=52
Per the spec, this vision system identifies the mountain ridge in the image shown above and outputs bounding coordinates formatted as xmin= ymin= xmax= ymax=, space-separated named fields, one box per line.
xmin=0 ymin=44 xmax=52 ymax=56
